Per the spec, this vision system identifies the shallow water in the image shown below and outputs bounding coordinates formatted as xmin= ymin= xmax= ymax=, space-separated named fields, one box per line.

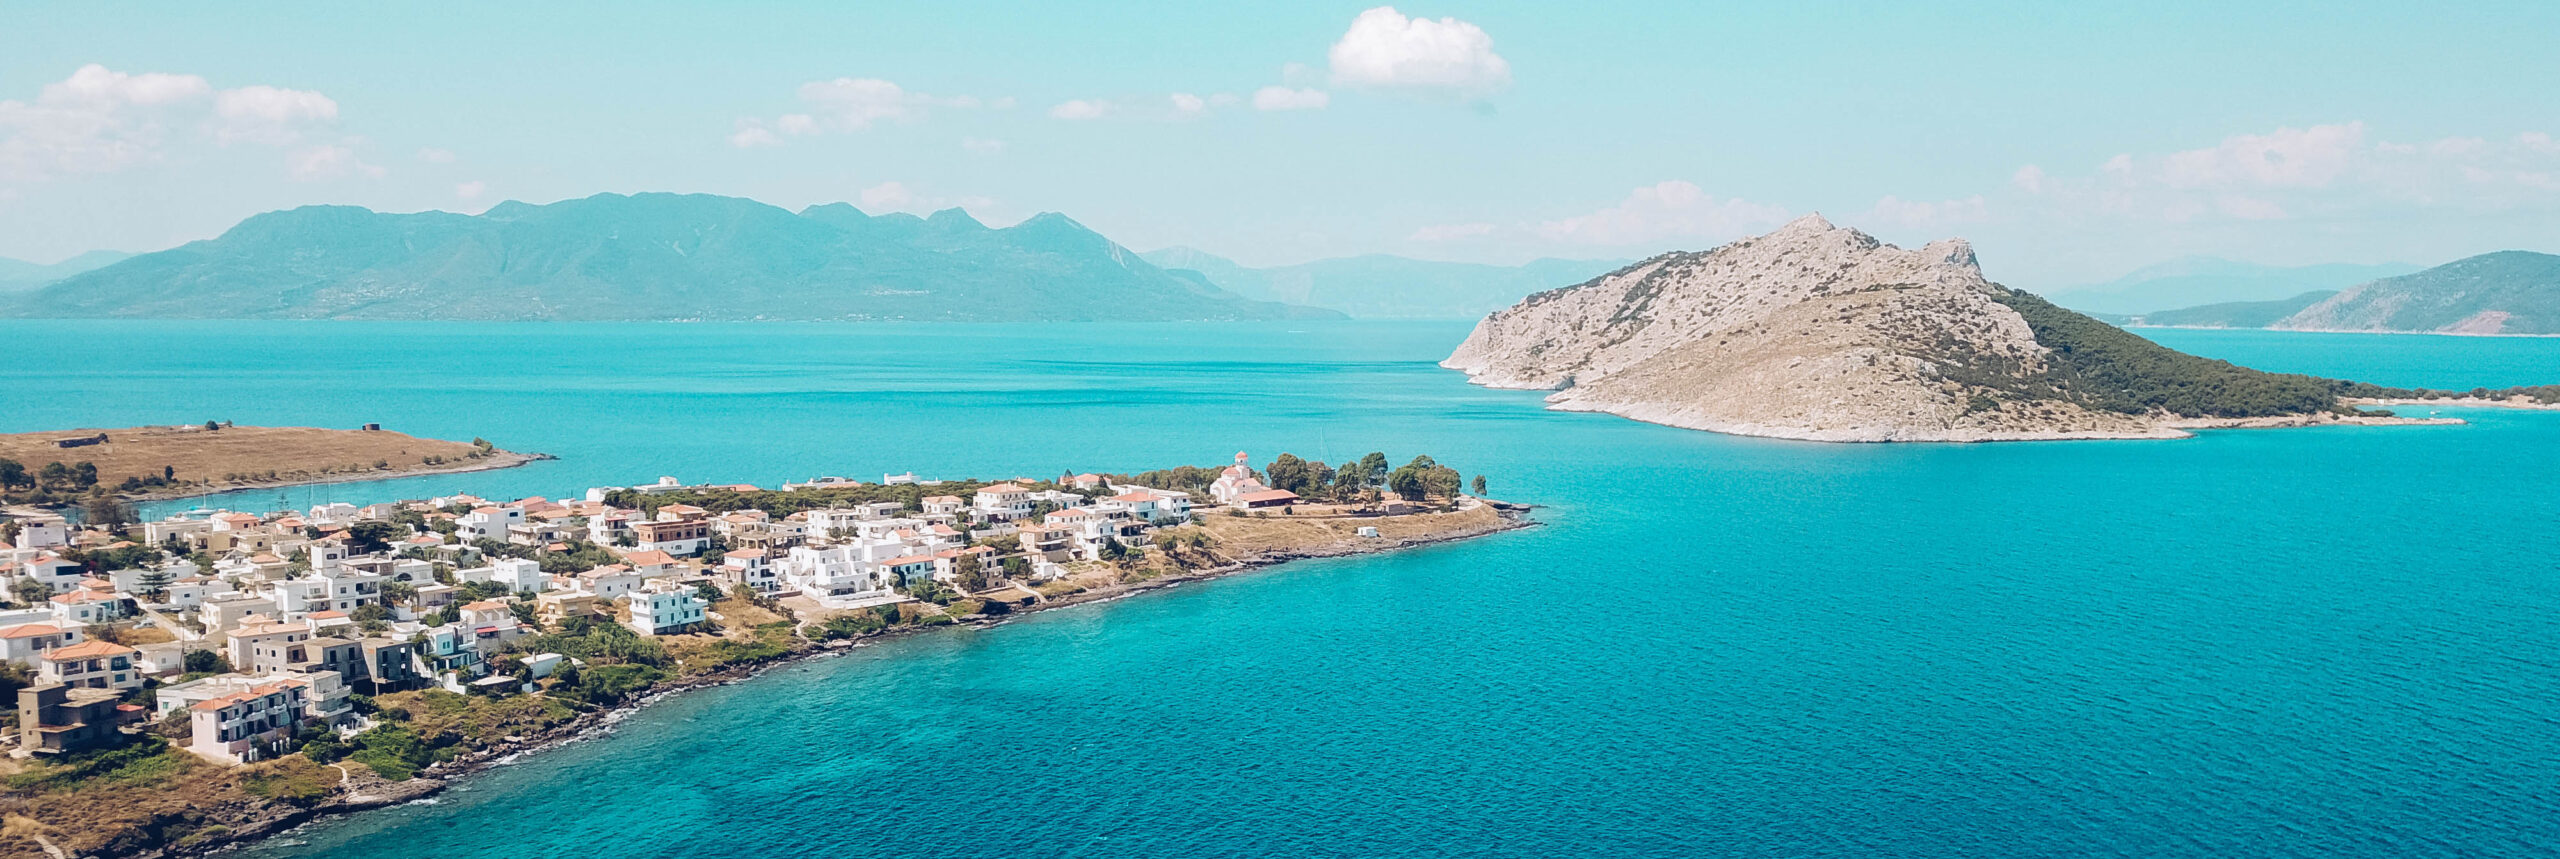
xmin=4 ymin=321 xmax=2556 ymax=858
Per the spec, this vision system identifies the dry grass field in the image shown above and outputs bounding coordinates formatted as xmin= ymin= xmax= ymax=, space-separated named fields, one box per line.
xmin=0 ymin=424 xmax=504 ymax=495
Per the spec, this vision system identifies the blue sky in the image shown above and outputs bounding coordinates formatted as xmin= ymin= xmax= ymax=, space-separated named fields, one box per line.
xmin=3 ymin=1 xmax=2557 ymax=286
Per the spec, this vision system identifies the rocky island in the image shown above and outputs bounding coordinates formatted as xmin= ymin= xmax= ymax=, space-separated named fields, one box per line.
xmin=1443 ymin=215 xmax=2503 ymax=442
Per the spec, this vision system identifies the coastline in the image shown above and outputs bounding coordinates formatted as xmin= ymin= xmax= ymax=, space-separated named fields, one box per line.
xmin=118 ymin=450 xmax=556 ymax=507
xmin=1539 ymin=396 xmax=2467 ymax=444
xmin=2124 ymin=323 xmax=2560 ymax=339
xmin=147 ymin=502 xmax=1536 ymax=859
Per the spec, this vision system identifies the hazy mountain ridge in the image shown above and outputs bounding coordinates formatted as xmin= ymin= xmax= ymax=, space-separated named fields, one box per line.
xmin=2126 ymin=251 xmax=2560 ymax=334
xmin=1444 ymin=216 xmax=2383 ymax=442
xmin=0 ymin=250 xmax=134 ymax=293
xmin=2045 ymin=258 xmax=2420 ymax=316
xmin=1140 ymin=247 xmax=1627 ymax=319
xmin=12 ymin=194 xmax=1337 ymax=322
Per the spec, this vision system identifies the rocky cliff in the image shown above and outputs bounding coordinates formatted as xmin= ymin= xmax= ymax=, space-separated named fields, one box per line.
xmin=1444 ymin=215 xmax=2369 ymax=442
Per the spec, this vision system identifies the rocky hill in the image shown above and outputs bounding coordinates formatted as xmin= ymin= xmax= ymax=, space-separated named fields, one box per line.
xmin=1443 ymin=215 xmax=2395 ymax=442
xmin=2128 ymin=251 xmax=2560 ymax=334
xmin=10 ymin=194 xmax=1337 ymax=322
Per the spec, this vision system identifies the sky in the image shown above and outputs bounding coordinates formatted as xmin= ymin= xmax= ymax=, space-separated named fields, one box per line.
xmin=3 ymin=0 xmax=2557 ymax=288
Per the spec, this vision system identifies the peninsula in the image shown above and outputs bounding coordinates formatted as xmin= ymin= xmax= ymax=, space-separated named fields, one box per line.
xmin=0 ymin=424 xmax=545 ymax=510
xmin=1444 ymin=216 xmax=2545 ymax=442
xmin=0 ymin=451 xmax=1524 ymax=858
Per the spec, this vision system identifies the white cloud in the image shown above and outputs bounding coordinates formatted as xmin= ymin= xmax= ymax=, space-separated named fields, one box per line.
xmin=287 ymin=144 xmax=382 ymax=181
xmin=1170 ymin=93 xmax=1207 ymax=114
xmin=1537 ymin=181 xmax=1793 ymax=246
xmin=1407 ymin=222 xmax=1496 ymax=242
xmin=1252 ymin=86 xmax=1329 ymax=111
xmin=2011 ymin=165 xmax=2046 ymax=194
xmin=727 ymin=120 xmax=781 ymax=148
xmin=455 ymin=179 xmax=486 ymax=200
xmin=797 ymin=77 xmax=923 ymax=131
xmin=733 ymin=77 xmax=989 ymax=145
xmin=1861 ymin=194 xmax=1990 ymax=229
xmin=2519 ymin=131 xmax=2558 ymax=154
xmin=1327 ymin=6 xmax=1512 ymax=98
xmin=1048 ymin=99 xmax=1112 ymax=120
xmin=2162 ymin=122 xmax=2364 ymax=190
xmin=416 ymin=147 xmax=456 ymax=164
xmin=214 ymin=87 xmax=337 ymax=122
xmin=960 ymin=136 xmax=1005 ymax=154
xmin=0 ymin=64 xmax=339 ymax=182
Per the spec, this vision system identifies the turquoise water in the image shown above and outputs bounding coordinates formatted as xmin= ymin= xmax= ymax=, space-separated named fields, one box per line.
xmin=5 ymin=321 xmax=2559 ymax=858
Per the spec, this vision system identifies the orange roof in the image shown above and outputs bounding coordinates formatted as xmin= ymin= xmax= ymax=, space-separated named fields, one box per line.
xmin=884 ymin=554 xmax=938 ymax=566
xmin=460 ymin=600 xmax=508 ymax=611
xmin=978 ymin=483 xmax=1030 ymax=494
xmin=723 ymin=549 xmax=767 ymax=560
xmin=1111 ymin=491 xmax=1160 ymax=503
xmin=622 ymin=549 xmax=677 ymax=566
xmin=43 ymin=640 xmax=136 ymax=660
xmin=0 ymin=623 xmax=63 ymax=639
xmin=310 ymin=610 xmax=349 ymax=619
xmin=923 ymin=495 xmax=961 ymax=504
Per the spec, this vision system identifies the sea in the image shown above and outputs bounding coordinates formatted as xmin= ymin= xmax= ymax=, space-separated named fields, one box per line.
xmin=3 ymin=320 xmax=2556 ymax=859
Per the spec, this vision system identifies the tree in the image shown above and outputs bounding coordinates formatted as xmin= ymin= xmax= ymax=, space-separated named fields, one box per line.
xmin=953 ymin=553 xmax=987 ymax=593
xmin=183 ymin=649 xmax=231 ymax=674
xmin=83 ymin=495 xmax=136 ymax=530
xmin=71 ymin=462 xmax=98 ymax=489
xmin=37 ymin=462 xmax=70 ymax=490
xmin=1264 ymin=453 xmax=1314 ymax=494
xmin=0 ymin=458 xmax=24 ymax=489
xmin=1355 ymin=452 xmax=1388 ymax=486
xmin=135 ymin=567 xmax=176 ymax=600
xmin=163 ymin=464 xmax=175 ymax=482
xmin=1387 ymin=455 xmax=1461 ymax=502
xmin=12 ymin=577 xmax=48 ymax=607
xmin=346 ymin=520 xmax=402 ymax=554
xmin=1472 ymin=475 xmax=1488 ymax=497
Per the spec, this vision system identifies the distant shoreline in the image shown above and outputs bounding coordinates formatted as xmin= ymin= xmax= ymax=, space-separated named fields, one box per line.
xmin=2124 ymin=323 xmax=2560 ymax=339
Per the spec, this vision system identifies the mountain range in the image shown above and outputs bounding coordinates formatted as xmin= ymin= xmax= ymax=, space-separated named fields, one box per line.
xmin=2126 ymin=251 xmax=2560 ymax=335
xmin=0 ymin=250 xmax=134 ymax=293
xmin=2042 ymin=257 xmax=2421 ymax=316
xmin=1140 ymin=248 xmax=1628 ymax=320
xmin=9 ymin=194 xmax=1336 ymax=322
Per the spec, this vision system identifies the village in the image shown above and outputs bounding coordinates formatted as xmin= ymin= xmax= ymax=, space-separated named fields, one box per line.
xmin=0 ymin=451 xmax=1494 ymax=779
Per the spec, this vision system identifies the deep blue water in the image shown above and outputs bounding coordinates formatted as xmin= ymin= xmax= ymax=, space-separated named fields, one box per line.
xmin=4 ymin=321 xmax=2557 ymax=858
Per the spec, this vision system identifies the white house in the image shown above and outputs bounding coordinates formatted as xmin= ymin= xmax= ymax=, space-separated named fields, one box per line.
xmin=0 ymin=623 xmax=80 ymax=667
xmin=456 ymin=558 xmax=547 ymax=594
xmin=456 ymin=506 xmax=524 ymax=542
xmin=719 ymin=549 xmax=780 ymax=593
xmin=971 ymin=484 xmax=1035 ymax=522
xmin=12 ymin=514 xmax=67 ymax=549
xmin=622 ymin=583 xmax=707 ymax=635
xmin=39 ymin=640 xmax=143 ymax=691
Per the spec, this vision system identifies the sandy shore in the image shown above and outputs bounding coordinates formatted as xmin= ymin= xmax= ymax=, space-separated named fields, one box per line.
xmin=161 ymin=503 xmax=1535 ymax=858
xmin=2344 ymin=397 xmax=2560 ymax=412
xmin=1548 ymin=398 xmax=2469 ymax=443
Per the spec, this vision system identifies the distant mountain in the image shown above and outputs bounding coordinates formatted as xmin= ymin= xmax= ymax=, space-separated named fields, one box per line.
xmin=2129 ymin=251 xmax=2560 ymax=335
xmin=1140 ymin=247 xmax=1628 ymax=319
xmin=0 ymin=250 xmax=134 ymax=293
xmin=2133 ymin=291 xmax=2338 ymax=329
xmin=2044 ymin=257 xmax=2420 ymax=316
xmin=11 ymin=194 xmax=1336 ymax=322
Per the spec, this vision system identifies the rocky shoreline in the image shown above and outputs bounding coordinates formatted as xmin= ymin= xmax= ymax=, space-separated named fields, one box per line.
xmin=1543 ymin=397 xmax=2466 ymax=443
xmin=155 ymin=503 xmax=1536 ymax=859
